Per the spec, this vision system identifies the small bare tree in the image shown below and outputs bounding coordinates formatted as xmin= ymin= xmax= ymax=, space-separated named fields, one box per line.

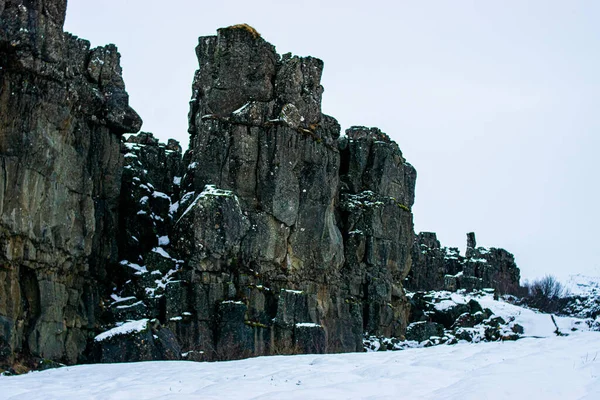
xmin=523 ymin=275 xmax=568 ymax=313
xmin=528 ymin=275 xmax=567 ymax=298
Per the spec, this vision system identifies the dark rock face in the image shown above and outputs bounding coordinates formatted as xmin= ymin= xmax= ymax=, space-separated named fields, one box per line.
xmin=0 ymin=0 xmax=140 ymax=368
xmin=338 ymin=127 xmax=416 ymax=340
xmin=407 ymin=232 xmax=521 ymax=294
xmin=93 ymin=319 xmax=181 ymax=363
xmin=99 ymin=26 xmax=417 ymax=361
xmin=93 ymin=131 xmax=187 ymax=362
xmin=118 ymin=132 xmax=182 ymax=265
xmin=174 ymin=27 xmax=417 ymax=356
xmin=1 ymin=2 xmax=524 ymax=367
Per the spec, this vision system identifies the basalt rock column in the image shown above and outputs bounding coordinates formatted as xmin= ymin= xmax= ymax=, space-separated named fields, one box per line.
xmin=175 ymin=25 xmax=345 ymax=356
xmin=0 ymin=0 xmax=141 ymax=368
xmin=338 ymin=127 xmax=417 ymax=339
xmin=170 ymin=25 xmax=417 ymax=356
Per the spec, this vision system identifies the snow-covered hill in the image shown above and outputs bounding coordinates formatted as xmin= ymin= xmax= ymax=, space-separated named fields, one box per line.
xmin=565 ymin=274 xmax=600 ymax=297
xmin=429 ymin=290 xmax=596 ymax=337
xmin=1 ymin=294 xmax=599 ymax=400
xmin=558 ymin=275 xmax=600 ymax=319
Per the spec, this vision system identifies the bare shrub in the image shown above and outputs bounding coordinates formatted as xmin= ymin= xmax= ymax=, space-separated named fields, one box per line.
xmin=528 ymin=275 xmax=568 ymax=298
xmin=523 ymin=275 xmax=569 ymax=313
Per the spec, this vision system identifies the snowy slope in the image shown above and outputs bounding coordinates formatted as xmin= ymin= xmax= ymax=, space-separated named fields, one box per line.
xmin=558 ymin=275 xmax=600 ymax=319
xmin=565 ymin=274 xmax=600 ymax=296
xmin=411 ymin=290 xmax=596 ymax=338
xmin=2 ymin=295 xmax=599 ymax=400
xmin=454 ymin=291 xmax=595 ymax=336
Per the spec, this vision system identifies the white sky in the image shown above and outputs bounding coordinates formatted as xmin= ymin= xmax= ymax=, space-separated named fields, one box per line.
xmin=64 ymin=0 xmax=600 ymax=281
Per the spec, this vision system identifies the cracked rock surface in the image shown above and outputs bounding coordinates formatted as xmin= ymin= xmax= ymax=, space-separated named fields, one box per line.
xmin=101 ymin=25 xmax=418 ymax=361
xmin=0 ymin=0 xmax=141 ymax=368
xmin=1 ymin=4 xmax=522 ymax=368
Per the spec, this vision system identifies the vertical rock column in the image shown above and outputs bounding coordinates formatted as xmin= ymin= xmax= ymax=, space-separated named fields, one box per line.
xmin=174 ymin=25 xmax=346 ymax=357
xmin=169 ymin=25 xmax=418 ymax=357
xmin=0 ymin=0 xmax=141 ymax=368
xmin=338 ymin=127 xmax=417 ymax=340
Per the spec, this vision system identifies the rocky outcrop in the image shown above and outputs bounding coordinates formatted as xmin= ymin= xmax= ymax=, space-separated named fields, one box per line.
xmin=117 ymin=132 xmax=182 ymax=266
xmin=338 ymin=127 xmax=416 ymax=341
xmin=1 ymin=1 xmax=524 ymax=368
xmin=92 ymin=131 xmax=184 ymax=361
xmin=176 ymin=26 xmax=416 ymax=356
xmin=97 ymin=25 xmax=417 ymax=361
xmin=407 ymin=232 xmax=521 ymax=294
xmin=364 ymin=290 xmax=524 ymax=351
xmin=0 ymin=0 xmax=140 ymax=369
xmin=407 ymin=291 xmax=522 ymax=344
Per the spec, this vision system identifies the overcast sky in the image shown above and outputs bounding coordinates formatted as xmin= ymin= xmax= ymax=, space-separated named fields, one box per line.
xmin=64 ymin=0 xmax=600 ymax=281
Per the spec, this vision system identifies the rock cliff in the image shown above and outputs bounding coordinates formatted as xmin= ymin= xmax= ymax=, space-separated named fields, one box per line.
xmin=0 ymin=0 xmax=141 ymax=368
xmin=0 ymin=2 xmax=522 ymax=370
xmin=406 ymin=232 xmax=521 ymax=294
xmin=104 ymin=25 xmax=417 ymax=361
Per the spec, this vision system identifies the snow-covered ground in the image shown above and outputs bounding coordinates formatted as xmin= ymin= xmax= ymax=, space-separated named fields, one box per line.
xmin=2 ymin=294 xmax=599 ymax=400
xmin=1 ymin=333 xmax=599 ymax=400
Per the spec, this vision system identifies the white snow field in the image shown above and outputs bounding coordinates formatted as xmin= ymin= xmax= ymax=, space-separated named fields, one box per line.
xmin=1 ymin=334 xmax=599 ymax=400
xmin=2 ymin=294 xmax=599 ymax=400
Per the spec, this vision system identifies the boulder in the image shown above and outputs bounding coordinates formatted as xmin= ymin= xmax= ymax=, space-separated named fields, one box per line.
xmin=94 ymin=320 xmax=181 ymax=363
xmin=405 ymin=321 xmax=445 ymax=342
